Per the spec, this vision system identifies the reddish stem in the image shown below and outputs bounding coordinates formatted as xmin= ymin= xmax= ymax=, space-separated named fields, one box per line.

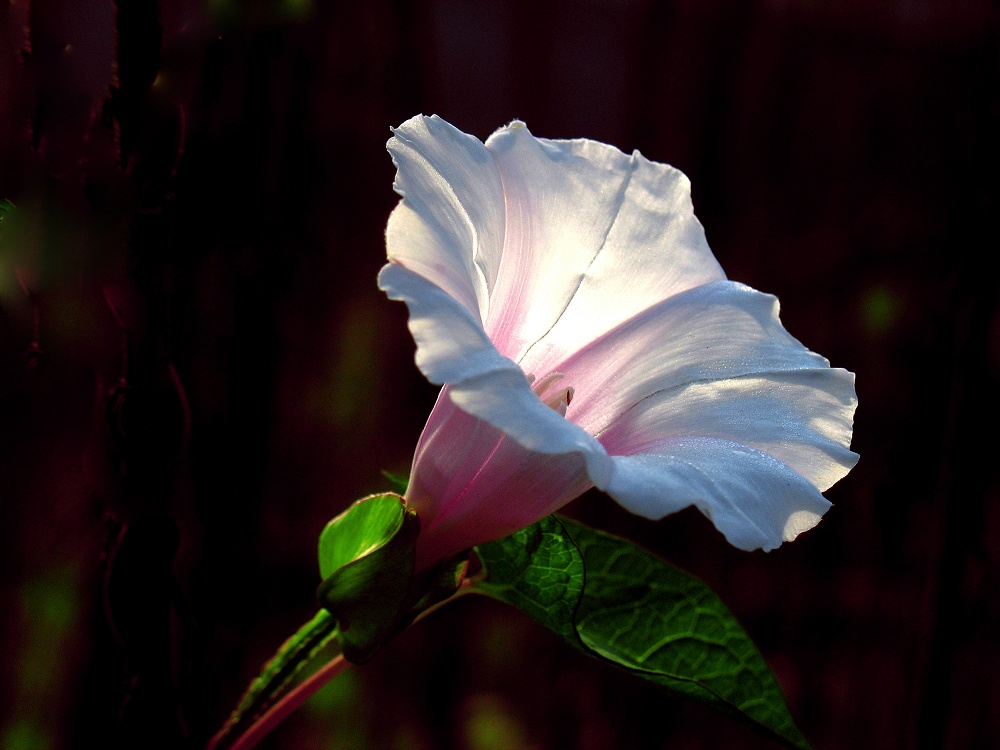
xmin=211 ymin=579 xmax=476 ymax=749
xmin=210 ymin=653 xmax=351 ymax=750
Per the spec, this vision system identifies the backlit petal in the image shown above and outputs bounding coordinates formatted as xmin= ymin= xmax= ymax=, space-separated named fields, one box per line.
xmin=377 ymin=263 xmax=520 ymax=385
xmin=598 ymin=369 xmax=858 ymax=492
xmin=406 ymin=388 xmax=594 ymax=569
xmin=606 ymin=440 xmax=833 ymax=551
xmin=482 ymin=124 xmax=640 ymax=361
xmin=515 ymin=144 xmax=725 ymax=373
xmin=449 ymin=368 xmax=613 ymax=488
xmin=557 ymin=281 xmax=830 ymax=435
xmin=378 ymin=262 xmax=613 ymax=488
xmin=381 ymin=115 xmax=858 ymax=562
xmin=387 ymin=115 xmax=506 ymax=323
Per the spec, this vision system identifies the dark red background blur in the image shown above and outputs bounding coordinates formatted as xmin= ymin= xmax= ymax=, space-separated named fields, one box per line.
xmin=1 ymin=1 xmax=998 ymax=748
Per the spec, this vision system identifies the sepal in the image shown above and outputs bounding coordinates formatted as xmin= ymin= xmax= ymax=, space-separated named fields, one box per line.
xmin=316 ymin=493 xmax=468 ymax=663
xmin=317 ymin=493 xmax=419 ymax=663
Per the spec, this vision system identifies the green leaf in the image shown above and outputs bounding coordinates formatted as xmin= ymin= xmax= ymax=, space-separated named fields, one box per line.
xmin=472 ymin=516 xmax=810 ymax=750
xmin=0 ymin=198 xmax=13 ymax=223
xmin=470 ymin=516 xmax=583 ymax=644
xmin=317 ymin=493 xmax=419 ymax=663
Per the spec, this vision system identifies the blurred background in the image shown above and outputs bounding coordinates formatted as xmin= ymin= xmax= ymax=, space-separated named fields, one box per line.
xmin=1 ymin=0 xmax=997 ymax=748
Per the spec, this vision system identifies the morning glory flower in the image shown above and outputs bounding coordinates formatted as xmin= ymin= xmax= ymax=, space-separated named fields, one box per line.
xmin=379 ymin=115 xmax=858 ymax=572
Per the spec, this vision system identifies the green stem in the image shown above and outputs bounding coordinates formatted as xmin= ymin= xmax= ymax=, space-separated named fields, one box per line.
xmin=209 ymin=576 xmax=477 ymax=749
xmin=220 ymin=652 xmax=351 ymax=750
xmin=207 ymin=610 xmax=339 ymax=750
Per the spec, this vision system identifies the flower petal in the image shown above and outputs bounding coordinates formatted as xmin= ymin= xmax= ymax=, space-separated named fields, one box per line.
xmin=377 ymin=263 xmax=520 ymax=385
xmin=383 ymin=115 xmax=858 ymax=561
xmin=449 ymin=369 xmax=614 ymax=488
xmin=388 ymin=116 xmax=726 ymax=368
xmin=387 ymin=115 xmax=506 ymax=323
xmin=555 ymin=280 xmax=832 ymax=436
xmin=598 ymin=369 xmax=858 ymax=492
xmin=606 ymin=439 xmax=833 ymax=551
xmin=406 ymin=388 xmax=594 ymax=570
xmin=378 ymin=262 xmax=614 ymax=488
xmin=514 ymin=143 xmax=725 ymax=373
xmin=482 ymin=124 xmax=645 ymax=361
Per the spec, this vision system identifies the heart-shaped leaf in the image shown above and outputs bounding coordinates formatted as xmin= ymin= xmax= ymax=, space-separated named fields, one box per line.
xmin=472 ymin=515 xmax=810 ymax=750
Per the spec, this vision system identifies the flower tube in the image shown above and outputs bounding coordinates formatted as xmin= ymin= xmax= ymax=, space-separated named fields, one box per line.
xmin=379 ymin=115 xmax=858 ymax=572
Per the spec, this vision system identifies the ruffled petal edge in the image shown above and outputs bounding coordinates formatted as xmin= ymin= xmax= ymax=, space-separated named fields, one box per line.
xmin=606 ymin=438 xmax=835 ymax=551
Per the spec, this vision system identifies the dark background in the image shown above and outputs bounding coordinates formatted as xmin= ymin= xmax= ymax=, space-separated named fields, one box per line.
xmin=1 ymin=1 xmax=998 ymax=748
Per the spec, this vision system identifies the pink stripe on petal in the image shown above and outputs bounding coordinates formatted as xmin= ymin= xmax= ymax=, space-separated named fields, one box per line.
xmin=406 ymin=388 xmax=593 ymax=572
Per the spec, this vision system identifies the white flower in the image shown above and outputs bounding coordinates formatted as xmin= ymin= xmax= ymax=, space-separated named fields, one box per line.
xmin=379 ymin=115 xmax=858 ymax=571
